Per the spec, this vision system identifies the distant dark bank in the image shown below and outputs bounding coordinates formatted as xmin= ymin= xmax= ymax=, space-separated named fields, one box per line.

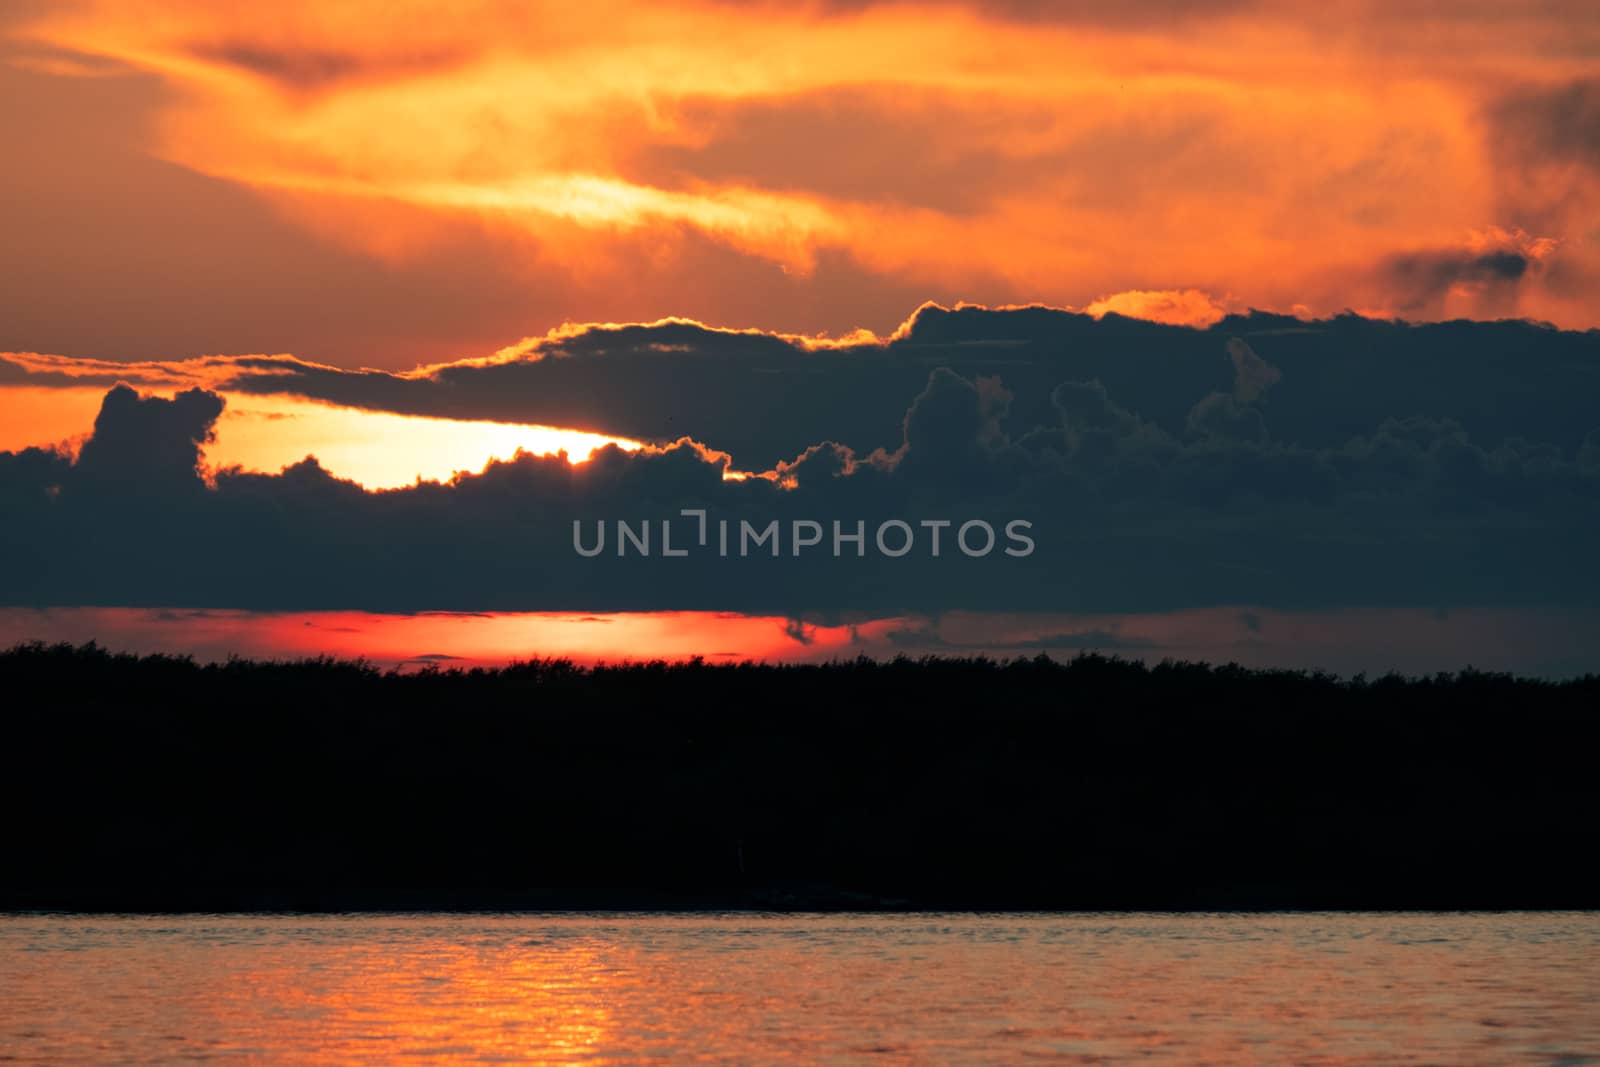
xmin=4 ymin=642 xmax=1596 ymax=912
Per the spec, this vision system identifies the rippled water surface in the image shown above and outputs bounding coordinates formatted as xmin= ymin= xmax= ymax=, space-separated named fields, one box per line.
xmin=2 ymin=913 xmax=1597 ymax=1064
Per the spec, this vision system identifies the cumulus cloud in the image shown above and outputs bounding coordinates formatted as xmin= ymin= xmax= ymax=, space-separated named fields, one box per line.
xmin=327 ymin=304 xmax=1586 ymax=472
xmin=2 ymin=316 xmax=1597 ymax=618
xmin=1186 ymin=393 xmax=1268 ymax=445
xmin=72 ymin=385 xmax=224 ymax=495
xmin=14 ymin=304 xmax=1591 ymax=475
xmin=1226 ymin=339 xmax=1279 ymax=404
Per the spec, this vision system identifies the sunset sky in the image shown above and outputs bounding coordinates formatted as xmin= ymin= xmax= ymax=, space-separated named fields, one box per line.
xmin=2 ymin=0 xmax=1597 ymax=672
xmin=4 ymin=0 xmax=1598 ymax=363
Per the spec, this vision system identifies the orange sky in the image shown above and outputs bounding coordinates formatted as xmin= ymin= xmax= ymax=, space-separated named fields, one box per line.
xmin=4 ymin=605 xmax=1597 ymax=677
xmin=2 ymin=0 xmax=1597 ymax=368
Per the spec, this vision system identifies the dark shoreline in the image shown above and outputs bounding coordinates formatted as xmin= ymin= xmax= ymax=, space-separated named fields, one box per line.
xmin=6 ymin=642 xmax=1597 ymax=913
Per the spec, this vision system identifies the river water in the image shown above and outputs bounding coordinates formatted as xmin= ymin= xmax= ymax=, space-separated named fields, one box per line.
xmin=3 ymin=913 xmax=1596 ymax=1064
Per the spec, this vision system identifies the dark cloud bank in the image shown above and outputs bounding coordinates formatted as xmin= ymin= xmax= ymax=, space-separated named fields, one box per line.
xmin=130 ymin=305 xmax=1600 ymax=472
xmin=2 ymin=308 xmax=1598 ymax=617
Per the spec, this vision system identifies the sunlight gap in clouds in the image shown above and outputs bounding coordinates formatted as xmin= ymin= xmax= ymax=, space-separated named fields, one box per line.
xmin=0 ymin=384 xmax=644 ymax=490
xmin=209 ymin=393 xmax=645 ymax=488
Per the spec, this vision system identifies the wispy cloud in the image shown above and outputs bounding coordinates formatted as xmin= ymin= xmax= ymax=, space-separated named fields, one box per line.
xmin=5 ymin=0 xmax=1599 ymax=367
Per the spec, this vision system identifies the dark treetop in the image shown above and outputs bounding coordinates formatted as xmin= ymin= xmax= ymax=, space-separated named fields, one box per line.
xmin=4 ymin=642 xmax=1596 ymax=911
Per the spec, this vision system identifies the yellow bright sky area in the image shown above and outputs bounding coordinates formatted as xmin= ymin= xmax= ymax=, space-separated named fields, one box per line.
xmin=0 ymin=385 xmax=641 ymax=488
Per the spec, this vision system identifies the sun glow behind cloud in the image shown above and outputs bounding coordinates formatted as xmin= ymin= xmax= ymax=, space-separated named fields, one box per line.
xmin=0 ymin=384 xmax=643 ymax=489
xmin=210 ymin=394 xmax=644 ymax=488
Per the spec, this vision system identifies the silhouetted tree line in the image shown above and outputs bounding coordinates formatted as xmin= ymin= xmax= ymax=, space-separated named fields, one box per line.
xmin=3 ymin=641 xmax=1596 ymax=911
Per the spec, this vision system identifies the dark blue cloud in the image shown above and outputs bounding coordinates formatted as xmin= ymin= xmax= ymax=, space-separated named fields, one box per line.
xmin=166 ymin=306 xmax=1600 ymax=474
xmin=2 ymin=316 xmax=1597 ymax=619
